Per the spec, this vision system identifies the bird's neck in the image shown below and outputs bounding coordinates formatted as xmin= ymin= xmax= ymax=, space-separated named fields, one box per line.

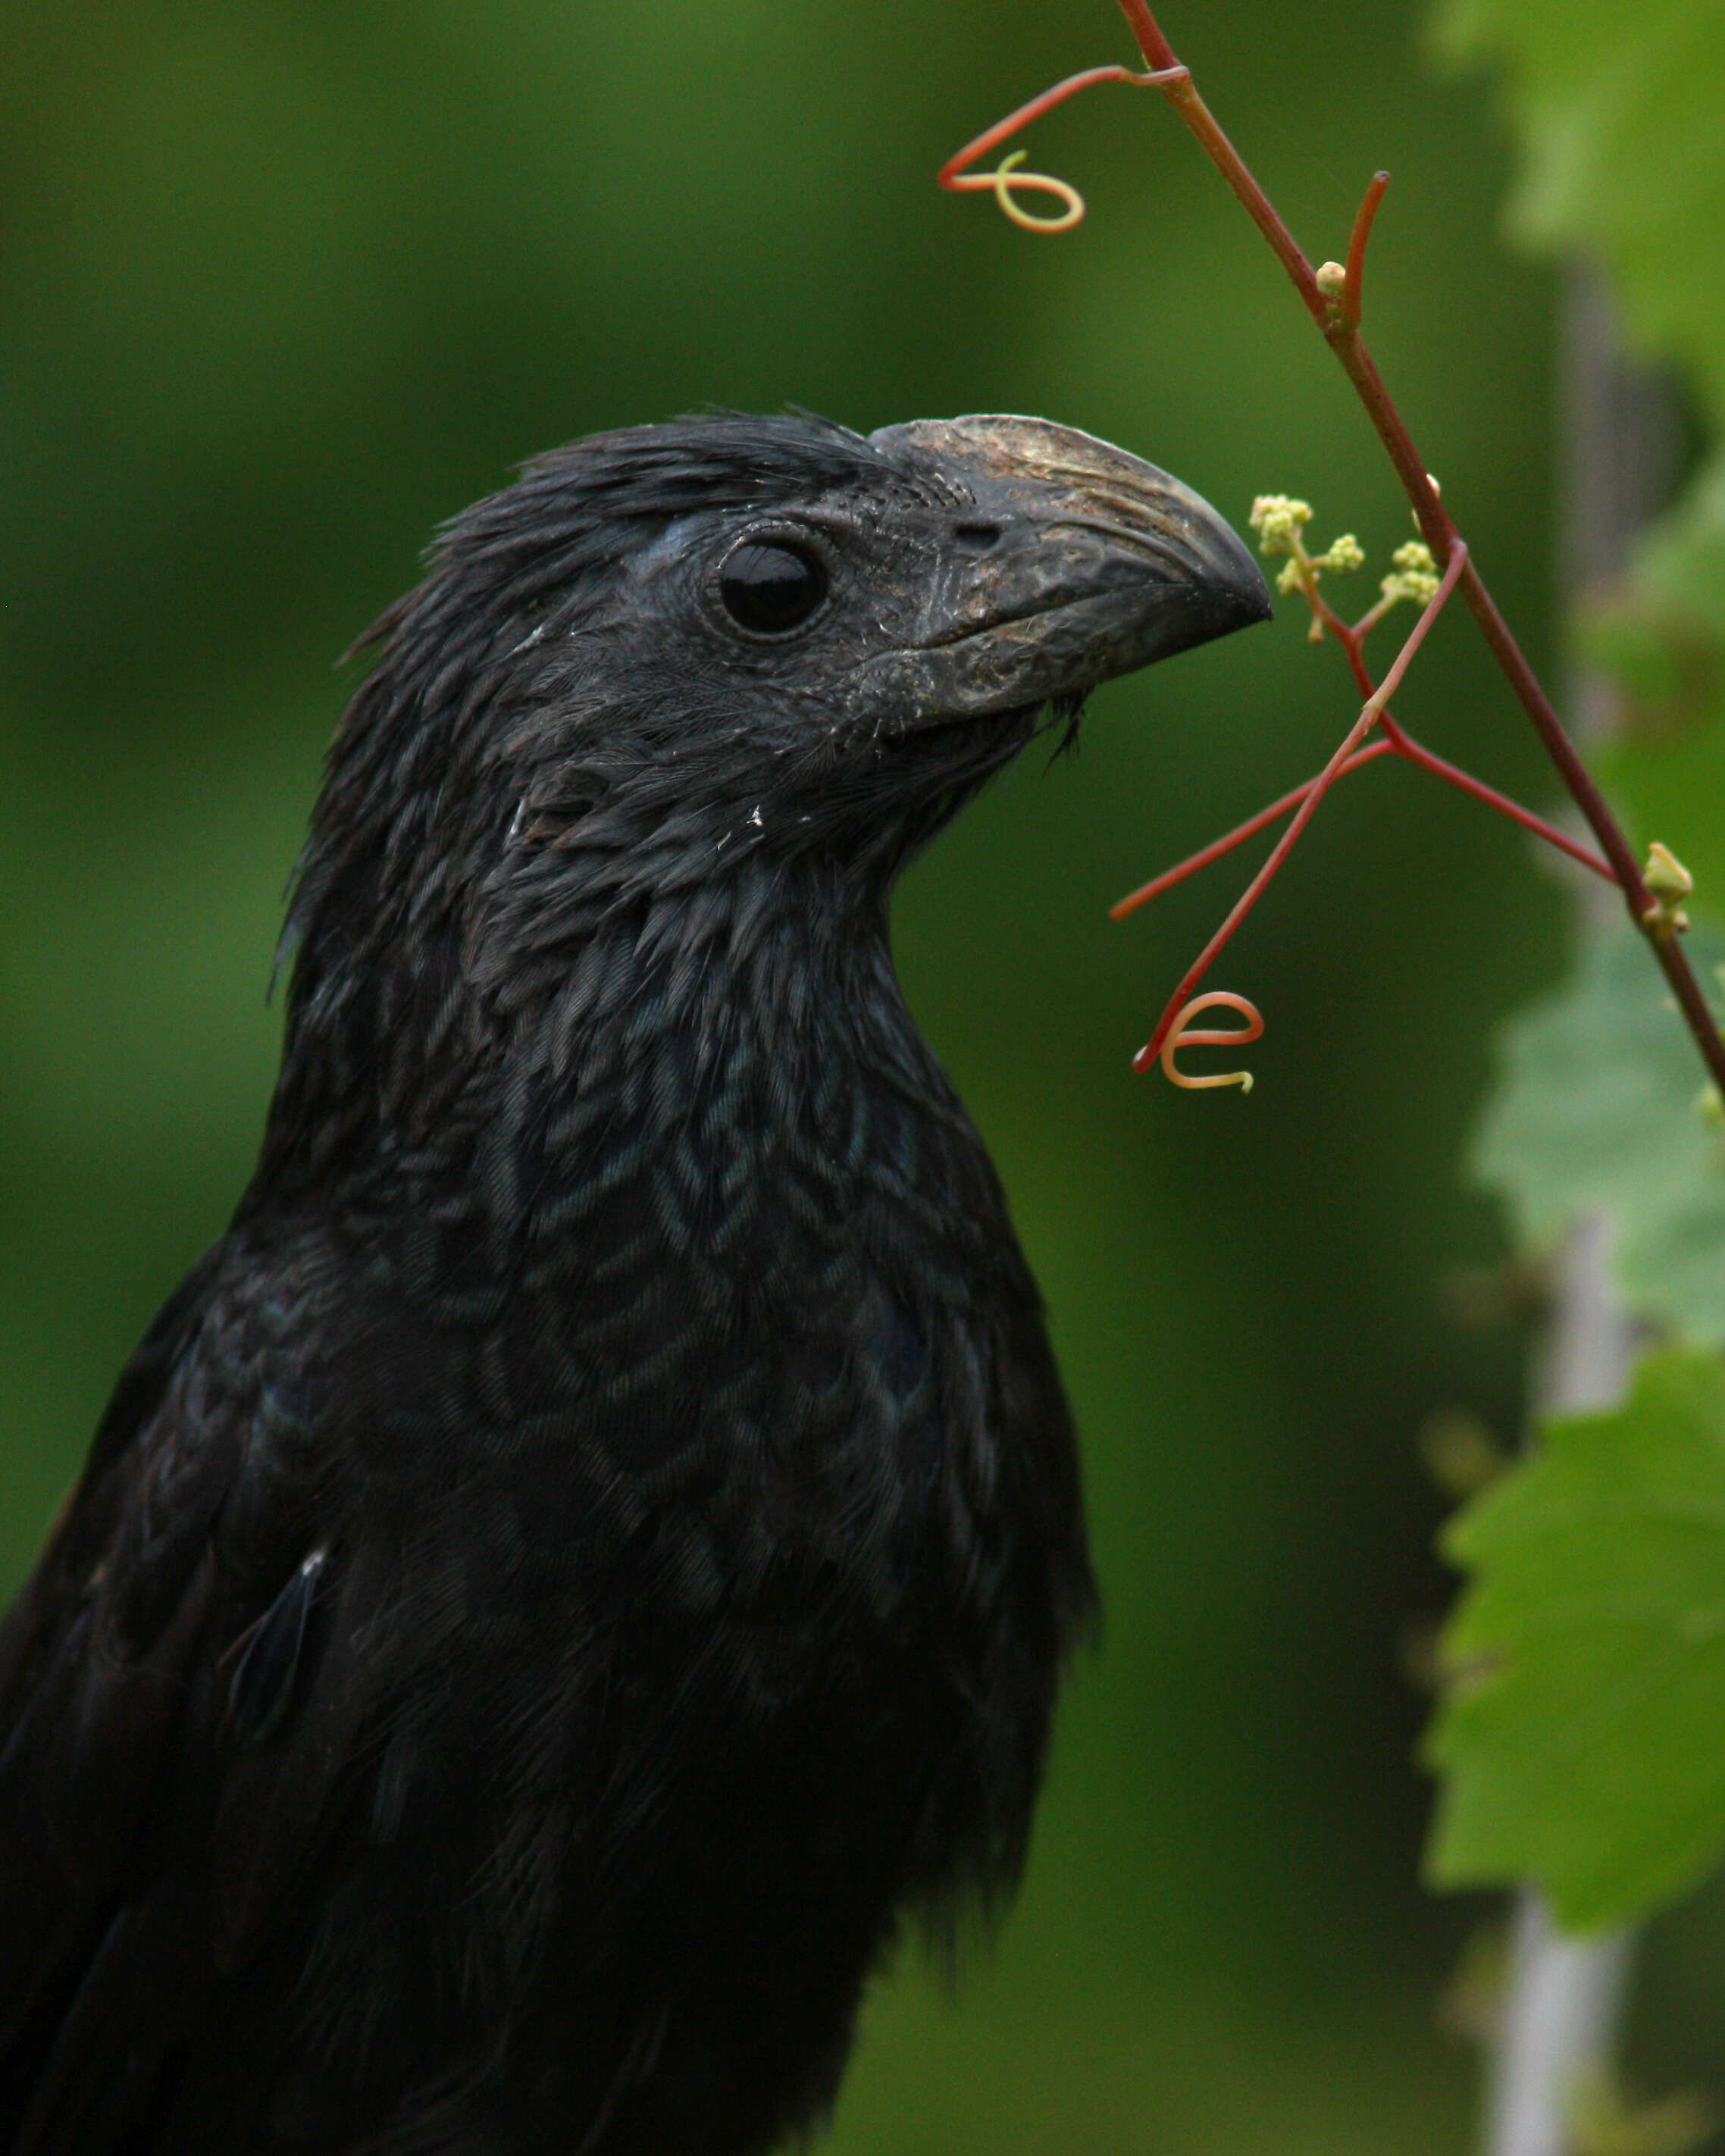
xmin=255 ymin=848 xmax=949 ymax=1219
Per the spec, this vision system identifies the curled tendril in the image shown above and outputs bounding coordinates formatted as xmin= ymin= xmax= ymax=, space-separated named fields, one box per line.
xmin=938 ymin=61 xmax=1188 ymax=236
xmin=1159 ymin=993 xmax=1264 ymax=1094
xmin=947 ymin=151 xmax=1085 ymax=233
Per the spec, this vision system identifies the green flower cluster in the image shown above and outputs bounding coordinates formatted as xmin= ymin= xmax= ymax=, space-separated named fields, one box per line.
xmin=1248 ymin=493 xmax=1443 ymax=622
xmin=1248 ymin=493 xmax=1364 ymax=600
xmin=1380 ymin=539 xmax=1439 ymax=607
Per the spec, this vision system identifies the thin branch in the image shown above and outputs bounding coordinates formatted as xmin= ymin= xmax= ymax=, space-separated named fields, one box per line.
xmin=1113 ymin=0 xmax=1332 ymax=329
xmin=1110 ymin=712 xmax=1612 ymax=937
xmin=1363 ymin=544 xmax=1469 ymax=715
xmin=1308 ymin=590 xmax=1617 ymax=883
xmin=1379 ymin=726 xmax=1614 ymax=881
xmin=1099 ymin=0 xmax=1725 ymax=1093
xmin=939 ymin=6 xmax=1725 ymax=1087
xmin=1342 ymin=172 xmax=1392 ymax=336
xmin=1110 ymin=740 xmax=1393 ymax=920
xmin=1132 ymin=549 xmax=1467 ymax=1071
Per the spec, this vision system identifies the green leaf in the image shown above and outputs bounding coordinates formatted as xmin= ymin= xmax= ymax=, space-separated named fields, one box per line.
xmin=1431 ymin=0 xmax=1725 ymax=922
xmin=1430 ymin=0 xmax=1725 ymax=429
xmin=1472 ymin=918 xmax=1725 ymax=1344
xmin=1425 ymin=1347 xmax=1725 ymax=1931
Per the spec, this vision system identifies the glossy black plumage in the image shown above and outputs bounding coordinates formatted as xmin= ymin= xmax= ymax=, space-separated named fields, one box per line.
xmin=0 ymin=411 xmax=1268 ymax=2155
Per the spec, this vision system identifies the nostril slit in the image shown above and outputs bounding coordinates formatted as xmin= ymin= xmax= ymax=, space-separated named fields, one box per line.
xmin=953 ymin=523 xmax=1002 ymax=555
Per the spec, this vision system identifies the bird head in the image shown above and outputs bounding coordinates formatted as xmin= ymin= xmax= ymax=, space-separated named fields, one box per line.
xmin=296 ymin=410 xmax=1265 ymax=940
xmin=272 ymin=411 xmax=1266 ymax=1159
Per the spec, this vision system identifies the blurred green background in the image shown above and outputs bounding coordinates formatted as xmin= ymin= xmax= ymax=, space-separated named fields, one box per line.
xmin=0 ymin=2 xmax=1637 ymax=2148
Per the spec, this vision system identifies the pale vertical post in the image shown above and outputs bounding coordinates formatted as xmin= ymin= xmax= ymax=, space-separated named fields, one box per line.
xmin=1479 ymin=261 xmax=1679 ymax=2156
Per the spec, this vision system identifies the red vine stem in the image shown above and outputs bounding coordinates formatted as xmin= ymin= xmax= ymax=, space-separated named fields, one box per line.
xmin=1111 ymin=713 xmax=1612 ymax=926
xmin=1110 ymin=740 xmax=1394 ymax=919
xmin=1379 ymin=724 xmax=1614 ymax=878
xmin=1307 ymin=586 xmax=1615 ymax=883
xmin=1342 ymin=171 xmax=1390 ymax=335
xmin=1132 ymin=546 xmax=1468 ymax=1071
xmin=1103 ymin=0 xmax=1725 ymax=1094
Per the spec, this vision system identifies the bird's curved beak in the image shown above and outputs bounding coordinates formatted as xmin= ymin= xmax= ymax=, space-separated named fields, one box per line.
xmin=863 ymin=414 xmax=1270 ymax=723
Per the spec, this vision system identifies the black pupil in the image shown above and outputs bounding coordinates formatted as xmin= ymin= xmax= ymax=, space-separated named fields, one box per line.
xmin=720 ymin=541 xmax=826 ymax=634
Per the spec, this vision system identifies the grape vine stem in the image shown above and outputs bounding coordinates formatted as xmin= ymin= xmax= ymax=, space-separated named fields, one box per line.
xmin=1104 ymin=0 xmax=1725 ymax=1092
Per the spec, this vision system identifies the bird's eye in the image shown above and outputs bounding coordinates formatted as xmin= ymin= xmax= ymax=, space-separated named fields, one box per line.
xmin=719 ymin=540 xmax=828 ymax=636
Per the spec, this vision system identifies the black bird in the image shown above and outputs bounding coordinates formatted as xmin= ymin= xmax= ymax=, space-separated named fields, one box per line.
xmin=0 ymin=411 xmax=1267 ymax=2155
